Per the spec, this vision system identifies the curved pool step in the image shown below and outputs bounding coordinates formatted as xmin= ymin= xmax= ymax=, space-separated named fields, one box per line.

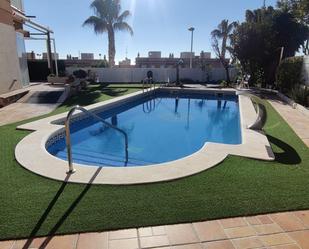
xmin=55 ymin=149 xmax=146 ymax=167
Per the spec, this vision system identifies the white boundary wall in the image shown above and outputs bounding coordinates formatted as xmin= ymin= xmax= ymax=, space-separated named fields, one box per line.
xmin=66 ymin=67 xmax=237 ymax=83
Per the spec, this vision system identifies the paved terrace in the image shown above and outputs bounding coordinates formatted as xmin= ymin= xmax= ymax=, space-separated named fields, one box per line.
xmin=267 ymin=96 xmax=309 ymax=148
xmin=1 ymin=210 xmax=309 ymax=249
xmin=0 ymin=83 xmax=68 ymax=126
xmin=1 ymin=89 xmax=309 ymax=248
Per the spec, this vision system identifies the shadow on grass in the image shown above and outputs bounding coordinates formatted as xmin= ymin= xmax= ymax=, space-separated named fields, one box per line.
xmin=23 ymin=168 xmax=101 ymax=249
xmin=61 ymin=91 xmax=102 ymax=107
xmin=101 ymin=88 xmax=128 ymax=96
xmin=267 ymin=135 xmax=301 ymax=165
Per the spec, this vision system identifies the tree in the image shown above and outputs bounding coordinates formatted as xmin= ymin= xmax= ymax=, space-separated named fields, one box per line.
xmin=277 ymin=0 xmax=309 ymax=54
xmin=277 ymin=0 xmax=309 ymax=24
xmin=230 ymin=7 xmax=308 ymax=87
xmin=83 ymin=0 xmax=133 ymax=67
xmin=211 ymin=20 xmax=237 ymax=85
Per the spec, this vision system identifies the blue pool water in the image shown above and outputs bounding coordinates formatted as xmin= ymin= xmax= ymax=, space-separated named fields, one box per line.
xmin=47 ymin=92 xmax=241 ymax=167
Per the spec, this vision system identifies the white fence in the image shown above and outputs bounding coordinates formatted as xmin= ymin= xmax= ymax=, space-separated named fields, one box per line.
xmin=66 ymin=67 xmax=238 ymax=83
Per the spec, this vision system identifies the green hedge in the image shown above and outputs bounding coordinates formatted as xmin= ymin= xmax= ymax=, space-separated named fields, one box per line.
xmin=276 ymin=56 xmax=304 ymax=93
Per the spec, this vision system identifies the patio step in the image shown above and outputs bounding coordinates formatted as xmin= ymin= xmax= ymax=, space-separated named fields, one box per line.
xmin=0 ymin=88 xmax=29 ymax=107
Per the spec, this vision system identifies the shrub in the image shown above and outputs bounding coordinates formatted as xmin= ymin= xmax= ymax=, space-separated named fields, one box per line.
xmin=73 ymin=69 xmax=87 ymax=79
xmin=276 ymin=57 xmax=304 ymax=93
xmin=94 ymin=60 xmax=109 ymax=68
xmin=220 ymin=80 xmax=228 ymax=88
xmin=179 ymin=78 xmax=197 ymax=84
xmin=291 ymin=85 xmax=309 ymax=107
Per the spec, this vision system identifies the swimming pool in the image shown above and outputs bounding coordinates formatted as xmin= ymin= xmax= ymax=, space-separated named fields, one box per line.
xmin=47 ymin=91 xmax=241 ymax=167
xmin=16 ymin=88 xmax=274 ymax=184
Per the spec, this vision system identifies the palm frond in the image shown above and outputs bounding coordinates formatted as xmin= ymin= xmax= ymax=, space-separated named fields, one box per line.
xmin=83 ymin=16 xmax=108 ymax=34
xmin=211 ymin=29 xmax=223 ymax=39
xmin=113 ymin=22 xmax=133 ymax=35
xmin=90 ymin=0 xmax=120 ymax=22
xmin=117 ymin=10 xmax=131 ymax=23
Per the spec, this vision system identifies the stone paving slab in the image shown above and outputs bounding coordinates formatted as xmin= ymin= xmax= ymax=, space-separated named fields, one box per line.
xmin=1 ymin=210 xmax=309 ymax=249
xmin=267 ymin=97 xmax=309 ymax=148
xmin=0 ymin=83 xmax=68 ymax=126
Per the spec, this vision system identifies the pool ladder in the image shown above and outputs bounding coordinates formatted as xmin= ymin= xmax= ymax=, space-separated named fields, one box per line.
xmin=142 ymin=78 xmax=156 ymax=93
xmin=65 ymin=105 xmax=129 ymax=173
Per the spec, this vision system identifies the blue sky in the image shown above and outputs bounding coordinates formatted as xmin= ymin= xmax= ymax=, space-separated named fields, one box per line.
xmin=24 ymin=0 xmax=277 ymax=63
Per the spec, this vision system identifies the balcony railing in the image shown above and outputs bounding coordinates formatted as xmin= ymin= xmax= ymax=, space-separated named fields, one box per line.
xmin=11 ymin=0 xmax=24 ymax=12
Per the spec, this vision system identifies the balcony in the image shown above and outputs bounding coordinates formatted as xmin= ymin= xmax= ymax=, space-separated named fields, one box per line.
xmin=11 ymin=0 xmax=24 ymax=12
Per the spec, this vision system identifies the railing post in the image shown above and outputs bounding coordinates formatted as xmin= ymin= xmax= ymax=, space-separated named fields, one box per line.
xmin=65 ymin=107 xmax=77 ymax=174
xmin=64 ymin=105 xmax=129 ymax=171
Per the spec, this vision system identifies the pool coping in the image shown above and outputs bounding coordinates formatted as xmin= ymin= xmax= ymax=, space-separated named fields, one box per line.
xmin=15 ymin=87 xmax=275 ymax=185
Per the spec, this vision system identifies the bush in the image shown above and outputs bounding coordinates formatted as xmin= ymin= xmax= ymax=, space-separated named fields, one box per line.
xmin=220 ymin=80 xmax=228 ymax=88
xmin=73 ymin=69 xmax=87 ymax=79
xmin=276 ymin=57 xmax=304 ymax=93
xmin=291 ymin=85 xmax=309 ymax=107
xmin=94 ymin=60 xmax=109 ymax=68
xmin=180 ymin=78 xmax=197 ymax=84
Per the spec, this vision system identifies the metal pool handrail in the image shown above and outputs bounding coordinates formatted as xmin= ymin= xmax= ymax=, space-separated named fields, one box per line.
xmin=65 ymin=105 xmax=129 ymax=173
xmin=142 ymin=78 xmax=156 ymax=93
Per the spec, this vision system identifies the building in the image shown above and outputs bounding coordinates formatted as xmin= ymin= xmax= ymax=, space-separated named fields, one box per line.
xmin=80 ymin=53 xmax=94 ymax=60
xmin=26 ymin=51 xmax=36 ymax=60
xmin=180 ymin=52 xmax=194 ymax=59
xmin=0 ymin=0 xmax=28 ymax=94
xmin=148 ymin=51 xmax=162 ymax=58
xmin=0 ymin=0 xmax=55 ymax=95
xmin=42 ymin=52 xmax=59 ymax=60
xmin=135 ymin=51 xmax=223 ymax=69
xmin=119 ymin=58 xmax=131 ymax=68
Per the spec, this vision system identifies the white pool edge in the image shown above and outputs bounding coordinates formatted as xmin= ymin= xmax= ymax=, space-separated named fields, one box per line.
xmin=15 ymin=88 xmax=274 ymax=185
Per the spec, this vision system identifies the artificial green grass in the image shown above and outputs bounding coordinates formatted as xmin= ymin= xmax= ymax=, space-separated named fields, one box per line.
xmin=1 ymin=85 xmax=309 ymax=240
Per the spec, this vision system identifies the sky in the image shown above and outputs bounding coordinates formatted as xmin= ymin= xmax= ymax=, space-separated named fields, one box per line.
xmin=24 ymin=0 xmax=277 ymax=64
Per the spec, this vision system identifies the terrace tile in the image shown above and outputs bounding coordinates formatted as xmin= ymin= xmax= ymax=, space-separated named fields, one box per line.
xmin=165 ymin=224 xmax=199 ymax=245
xmin=108 ymin=228 xmax=137 ymax=239
xmin=17 ymin=235 xmax=78 ymax=249
xmin=267 ymin=244 xmax=301 ymax=249
xmin=108 ymin=238 xmax=139 ymax=249
xmin=204 ymin=240 xmax=235 ymax=249
xmin=288 ymin=230 xmax=309 ymax=249
xmin=294 ymin=210 xmax=309 ymax=228
xmin=152 ymin=225 xmax=166 ymax=235
xmin=193 ymin=220 xmax=227 ymax=241
xmin=270 ymin=213 xmax=306 ymax=232
xmin=0 ymin=240 xmax=15 ymax=249
xmin=170 ymin=244 xmax=204 ymax=249
xmin=138 ymin=227 xmax=153 ymax=237
xmin=225 ymin=226 xmax=256 ymax=239
xmin=220 ymin=218 xmax=248 ymax=229
xmin=11 ymin=237 xmax=74 ymax=249
xmin=76 ymin=232 xmax=108 ymax=249
xmin=259 ymin=233 xmax=294 ymax=246
xmin=140 ymin=235 xmax=169 ymax=248
xmin=10 ymin=240 xmax=26 ymax=249
xmin=253 ymin=223 xmax=283 ymax=235
xmin=246 ymin=217 xmax=261 ymax=226
xmin=256 ymin=215 xmax=273 ymax=224
xmin=232 ymin=237 xmax=263 ymax=249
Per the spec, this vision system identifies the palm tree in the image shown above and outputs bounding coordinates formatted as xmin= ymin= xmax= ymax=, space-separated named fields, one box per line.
xmin=83 ymin=0 xmax=133 ymax=67
xmin=211 ymin=20 xmax=237 ymax=84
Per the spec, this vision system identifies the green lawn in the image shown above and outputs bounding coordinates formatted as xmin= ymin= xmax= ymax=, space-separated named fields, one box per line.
xmin=1 ymin=84 xmax=309 ymax=240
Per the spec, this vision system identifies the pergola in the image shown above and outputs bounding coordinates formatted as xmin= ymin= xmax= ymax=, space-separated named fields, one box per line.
xmin=12 ymin=6 xmax=59 ymax=76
